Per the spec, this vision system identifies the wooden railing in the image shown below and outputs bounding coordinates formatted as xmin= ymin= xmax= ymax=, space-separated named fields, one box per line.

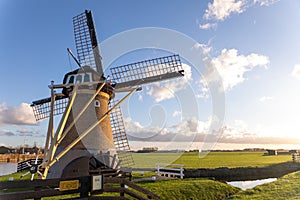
xmin=156 ymin=164 xmax=184 ymax=179
xmin=0 ymin=175 xmax=160 ymax=199
xmin=292 ymin=153 xmax=300 ymax=162
xmin=101 ymin=177 xmax=160 ymax=199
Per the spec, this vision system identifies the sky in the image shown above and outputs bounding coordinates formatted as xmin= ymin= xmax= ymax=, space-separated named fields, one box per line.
xmin=1 ymin=0 xmax=300 ymax=150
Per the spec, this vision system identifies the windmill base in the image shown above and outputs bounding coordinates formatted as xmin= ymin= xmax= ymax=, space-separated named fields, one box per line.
xmin=46 ymin=149 xmax=121 ymax=179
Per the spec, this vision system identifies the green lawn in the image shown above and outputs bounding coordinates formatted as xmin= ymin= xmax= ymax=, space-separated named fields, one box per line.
xmin=0 ymin=152 xmax=296 ymax=199
xmin=132 ymin=152 xmax=292 ymax=168
xmin=4 ymin=170 xmax=300 ymax=200
xmin=0 ymin=171 xmax=241 ymax=200
xmin=138 ymin=179 xmax=240 ymax=200
xmin=227 ymin=170 xmax=300 ymax=200
xmin=0 ymin=171 xmax=34 ymax=182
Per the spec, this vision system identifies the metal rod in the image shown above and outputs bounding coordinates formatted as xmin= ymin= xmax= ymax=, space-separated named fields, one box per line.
xmin=67 ymin=48 xmax=81 ymax=68
xmin=56 ymin=82 xmax=106 ymax=146
xmin=47 ymin=88 xmax=137 ymax=169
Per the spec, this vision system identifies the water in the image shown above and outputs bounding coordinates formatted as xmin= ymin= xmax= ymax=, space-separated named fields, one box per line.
xmin=227 ymin=178 xmax=277 ymax=190
xmin=0 ymin=163 xmax=17 ymax=176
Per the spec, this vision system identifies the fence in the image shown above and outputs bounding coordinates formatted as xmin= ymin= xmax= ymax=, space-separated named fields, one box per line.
xmin=0 ymin=175 xmax=160 ymax=200
xmin=156 ymin=164 xmax=184 ymax=179
xmin=292 ymin=153 xmax=300 ymax=162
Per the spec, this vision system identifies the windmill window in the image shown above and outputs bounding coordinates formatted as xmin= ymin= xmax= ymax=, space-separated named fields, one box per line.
xmin=94 ymin=100 xmax=100 ymax=107
xmin=68 ymin=75 xmax=75 ymax=84
xmin=76 ymin=74 xmax=84 ymax=83
xmin=84 ymin=73 xmax=92 ymax=82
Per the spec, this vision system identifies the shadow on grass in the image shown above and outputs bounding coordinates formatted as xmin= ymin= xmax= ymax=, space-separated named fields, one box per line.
xmin=184 ymin=161 xmax=300 ymax=181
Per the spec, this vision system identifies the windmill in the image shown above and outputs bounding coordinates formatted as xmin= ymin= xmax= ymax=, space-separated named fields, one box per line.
xmin=31 ymin=10 xmax=184 ymax=179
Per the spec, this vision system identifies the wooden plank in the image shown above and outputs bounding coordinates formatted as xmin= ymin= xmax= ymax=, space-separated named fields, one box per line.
xmin=0 ymin=188 xmax=78 ymax=200
xmin=123 ymin=179 xmax=160 ymax=199
xmin=0 ymin=176 xmax=90 ymax=190
xmin=103 ymin=177 xmax=122 ymax=184
xmin=123 ymin=188 xmax=149 ymax=200
xmin=89 ymin=196 xmax=129 ymax=200
xmin=102 ymin=187 xmax=122 ymax=193
xmin=0 ymin=175 xmax=160 ymax=200
xmin=0 ymin=178 xmax=60 ymax=189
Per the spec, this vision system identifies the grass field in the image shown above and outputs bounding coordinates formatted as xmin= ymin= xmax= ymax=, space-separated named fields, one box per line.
xmin=3 ymin=171 xmax=300 ymax=199
xmin=0 ymin=152 xmax=296 ymax=199
xmin=139 ymin=179 xmax=240 ymax=200
xmin=132 ymin=152 xmax=292 ymax=168
xmin=4 ymin=170 xmax=300 ymax=200
xmin=227 ymin=170 xmax=300 ymax=200
xmin=0 ymin=171 xmax=240 ymax=199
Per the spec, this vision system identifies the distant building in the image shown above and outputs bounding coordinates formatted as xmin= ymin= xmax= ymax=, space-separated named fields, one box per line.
xmin=0 ymin=146 xmax=10 ymax=154
xmin=267 ymin=149 xmax=277 ymax=155
xmin=289 ymin=150 xmax=299 ymax=154
xmin=137 ymin=147 xmax=158 ymax=153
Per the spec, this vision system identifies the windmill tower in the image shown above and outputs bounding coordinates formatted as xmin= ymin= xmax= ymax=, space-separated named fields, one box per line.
xmin=31 ymin=10 xmax=184 ymax=179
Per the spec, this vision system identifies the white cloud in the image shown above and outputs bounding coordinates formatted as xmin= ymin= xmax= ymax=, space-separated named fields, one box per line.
xmin=16 ymin=128 xmax=41 ymax=136
xmin=0 ymin=127 xmax=42 ymax=138
xmin=125 ymin=116 xmax=212 ymax=141
xmin=254 ymin=0 xmax=279 ymax=6
xmin=0 ymin=103 xmax=37 ymax=126
xmin=202 ymin=0 xmax=280 ymax=22
xmin=291 ymin=64 xmax=300 ymax=79
xmin=196 ymin=81 xmax=211 ymax=99
xmin=124 ymin=117 xmax=170 ymax=139
xmin=147 ymin=63 xmax=192 ymax=102
xmin=259 ymin=96 xmax=273 ymax=102
xmin=125 ymin=116 xmax=300 ymax=144
xmin=199 ymin=23 xmax=218 ymax=30
xmin=172 ymin=110 xmax=181 ymax=117
xmin=193 ymin=43 xmax=211 ymax=55
xmin=124 ymin=117 xmax=144 ymax=133
xmin=219 ymin=124 xmax=299 ymax=144
xmin=204 ymin=48 xmax=269 ymax=91
xmin=0 ymin=130 xmax=15 ymax=136
xmin=204 ymin=0 xmax=246 ymax=21
xmin=171 ymin=117 xmax=209 ymax=136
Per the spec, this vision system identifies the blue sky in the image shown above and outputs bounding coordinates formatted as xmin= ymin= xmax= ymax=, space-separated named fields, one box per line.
xmin=1 ymin=0 xmax=300 ymax=150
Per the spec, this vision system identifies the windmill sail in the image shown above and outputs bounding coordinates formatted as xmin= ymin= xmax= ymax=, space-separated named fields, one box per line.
xmin=110 ymin=54 xmax=184 ymax=90
xmin=31 ymin=96 xmax=68 ymax=121
xmin=110 ymin=100 xmax=134 ymax=167
xmin=73 ymin=10 xmax=104 ymax=76
xmin=31 ymin=54 xmax=184 ymax=121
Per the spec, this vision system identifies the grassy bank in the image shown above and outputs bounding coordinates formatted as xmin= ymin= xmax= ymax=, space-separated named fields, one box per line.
xmin=184 ymin=161 xmax=300 ymax=181
xmin=0 ymin=151 xmax=297 ymax=199
xmin=0 ymin=172 xmax=240 ymax=200
xmin=0 ymin=171 xmax=34 ymax=182
xmin=4 ymin=170 xmax=300 ymax=199
xmin=132 ymin=152 xmax=292 ymax=168
xmin=138 ymin=179 xmax=240 ymax=200
xmin=227 ymin=170 xmax=300 ymax=200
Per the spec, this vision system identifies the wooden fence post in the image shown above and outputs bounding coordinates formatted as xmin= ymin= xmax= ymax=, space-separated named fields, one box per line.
xmin=120 ymin=181 xmax=125 ymax=197
xmin=80 ymin=176 xmax=90 ymax=198
xmin=180 ymin=166 xmax=184 ymax=179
